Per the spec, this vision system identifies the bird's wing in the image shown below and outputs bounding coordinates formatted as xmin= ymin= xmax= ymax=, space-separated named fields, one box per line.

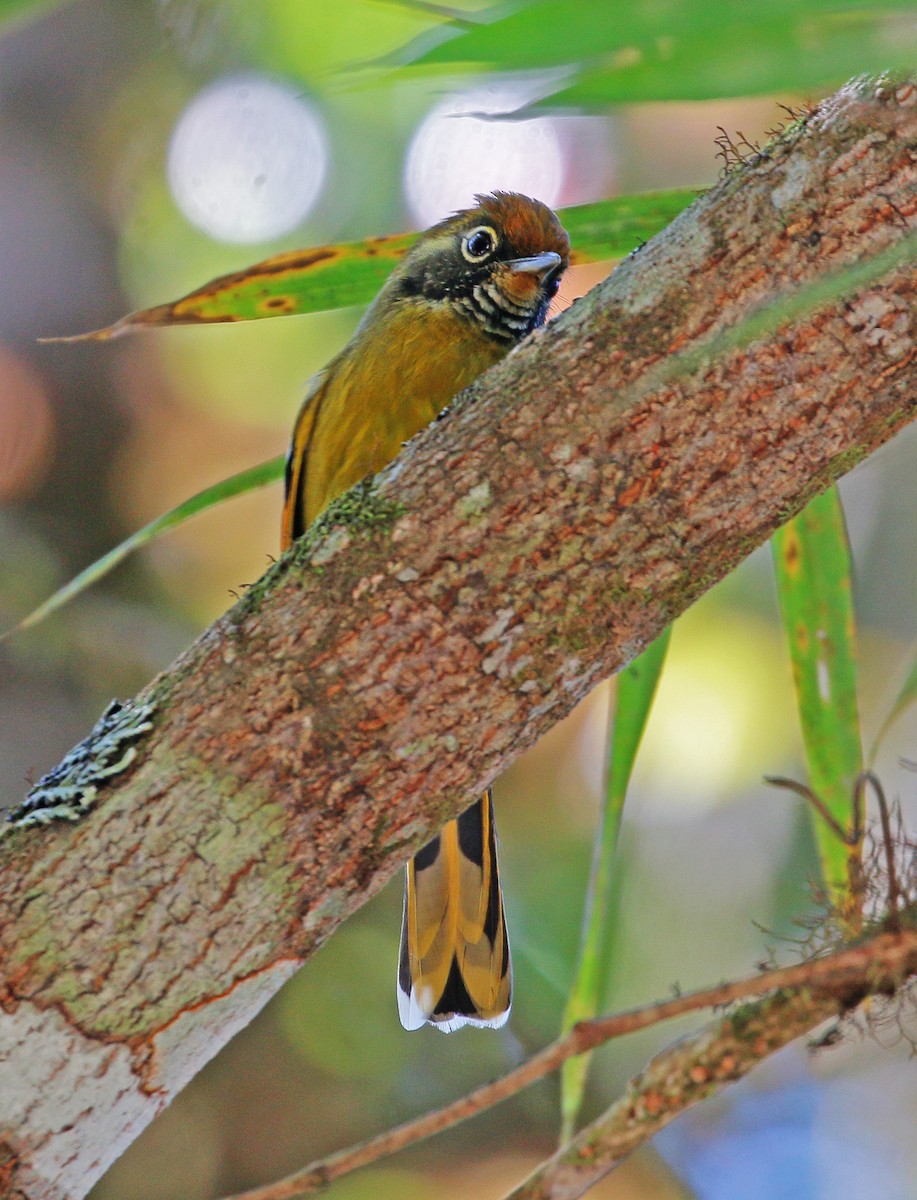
xmin=281 ymin=368 xmax=330 ymax=549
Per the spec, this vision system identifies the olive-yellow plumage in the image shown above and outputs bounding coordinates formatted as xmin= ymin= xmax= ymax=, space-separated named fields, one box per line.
xmin=284 ymin=301 xmax=506 ymax=534
xmin=282 ymin=191 xmax=570 ymax=1030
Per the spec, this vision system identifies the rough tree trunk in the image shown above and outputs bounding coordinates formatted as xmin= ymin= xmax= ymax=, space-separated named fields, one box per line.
xmin=2 ymin=77 xmax=917 ymax=1200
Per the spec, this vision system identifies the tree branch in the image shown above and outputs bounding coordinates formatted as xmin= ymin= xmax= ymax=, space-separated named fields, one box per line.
xmin=217 ymin=926 xmax=917 ymax=1200
xmin=503 ymin=934 xmax=916 ymax=1200
xmin=3 ymin=77 xmax=917 ymax=1200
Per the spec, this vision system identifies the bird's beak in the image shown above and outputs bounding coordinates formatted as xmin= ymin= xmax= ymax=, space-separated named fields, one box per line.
xmin=507 ymin=251 xmax=563 ymax=280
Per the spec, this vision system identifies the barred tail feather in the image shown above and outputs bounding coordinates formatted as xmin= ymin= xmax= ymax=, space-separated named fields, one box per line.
xmin=398 ymin=790 xmax=511 ymax=1032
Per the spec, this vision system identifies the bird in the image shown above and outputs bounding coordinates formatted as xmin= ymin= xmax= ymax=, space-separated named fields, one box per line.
xmin=282 ymin=191 xmax=570 ymax=1031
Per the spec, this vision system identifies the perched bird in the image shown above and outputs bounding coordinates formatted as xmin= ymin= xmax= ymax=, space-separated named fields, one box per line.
xmin=282 ymin=191 xmax=570 ymax=1031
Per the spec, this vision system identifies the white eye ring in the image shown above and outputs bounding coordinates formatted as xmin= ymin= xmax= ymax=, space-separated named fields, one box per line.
xmin=461 ymin=225 xmax=499 ymax=262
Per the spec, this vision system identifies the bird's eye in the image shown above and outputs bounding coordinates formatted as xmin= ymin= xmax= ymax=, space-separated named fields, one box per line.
xmin=461 ymin=225 xmax=498 ymax=262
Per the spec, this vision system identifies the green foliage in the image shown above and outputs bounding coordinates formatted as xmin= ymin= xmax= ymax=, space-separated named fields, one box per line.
xmin=870 ymin=644 xmax=917 ymax=763
xmin=8 ymin=3 xmax=917 ymax=1192
xmin=559 ymin=627 xmax=671 ymax=1140
xmin=51 ymin=191 xmax=697 ymax=341
xmin=2 ymin=457 xmax=284 ymax=639
xmin=772 ymin=486 xmax=863 ymax=898
xmin=402 ymin=0 xmax=917 ymax=104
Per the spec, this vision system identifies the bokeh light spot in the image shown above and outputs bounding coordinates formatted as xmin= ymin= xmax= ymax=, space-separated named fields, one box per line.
xmin=168 ymin=75 xmax=328 ymax=244
xmin=404 ymin=81 xmax=566 ymax=227
xmin=633 ymin=608 xmax=797 ymax=814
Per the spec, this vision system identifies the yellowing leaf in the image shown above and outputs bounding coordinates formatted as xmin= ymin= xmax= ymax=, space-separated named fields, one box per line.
xmin=43 ymin=191 xmax=698 ymax=341
xmin=772 ymin=486 xmax=863 ymax=906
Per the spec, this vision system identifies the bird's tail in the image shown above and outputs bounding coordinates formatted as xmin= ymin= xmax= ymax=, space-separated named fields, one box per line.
xmin=398 ymin=790 xmax=511 ymax=1032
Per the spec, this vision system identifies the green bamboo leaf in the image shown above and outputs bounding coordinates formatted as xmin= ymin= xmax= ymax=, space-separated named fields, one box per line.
xmin=42 ymin=191 xmax=697 ymax=341
xmin=401 ymin=0 xmax=917 ymax=105
xmin=559 ymin=626 xmax=671 ymax=1141
xmin=870 ymin=651 xmax=917 ymax=764
xmin=771 ymin=486 xmax=863 ymax=902
xmin=44 ymin=237 xmax=416 ymax=341
xmin=553 ymin=17 xmax=917 ymax=107
xmin=1 ymin=456 xmax=285 ymax=640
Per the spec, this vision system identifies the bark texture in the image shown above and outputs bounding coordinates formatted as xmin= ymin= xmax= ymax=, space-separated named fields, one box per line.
xmin=3 ymin=77 xmax=917 ymax=1199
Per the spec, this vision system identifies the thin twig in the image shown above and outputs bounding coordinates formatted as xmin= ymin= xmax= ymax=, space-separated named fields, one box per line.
xmin=220 ymin=927 xmax=917 ymax=1200
xmin=851 ymin=771 xmax=869 ymax=847
xmin=869 ymin=772 xmax=903 ymax=930
xmin=764 ymin=775 xmax=853 ymax=843
xmin=504 ymin=987 xmax=839 ymax=1200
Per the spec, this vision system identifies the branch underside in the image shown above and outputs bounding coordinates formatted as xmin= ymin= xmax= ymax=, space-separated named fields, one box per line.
xmin=3 ymin=78 xmax=917 ymax=1199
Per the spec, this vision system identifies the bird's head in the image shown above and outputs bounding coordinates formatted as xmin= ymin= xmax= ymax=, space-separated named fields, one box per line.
xmin=389 ymin=191 xmax=570 ymax=343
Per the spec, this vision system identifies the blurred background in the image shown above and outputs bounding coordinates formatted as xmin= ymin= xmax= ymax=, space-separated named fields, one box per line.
xmin=2 ymin=2 xmax=917 ymax=1198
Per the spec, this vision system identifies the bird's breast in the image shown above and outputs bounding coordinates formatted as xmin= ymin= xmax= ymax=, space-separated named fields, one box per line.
xmin=304 ymin=299 xmax=508 ymax=523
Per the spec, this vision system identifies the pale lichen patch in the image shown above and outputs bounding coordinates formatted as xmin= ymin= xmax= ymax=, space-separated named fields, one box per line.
xmin=310 ymin=525 xmax=351 ymax=566
xmin=479 ymin=607 xmax=516 ymax=644
xmin=566 ymin=456 xmax=597 ymax=483
xmin=770 ymin=154 xmax=813 ymax=211
xmin=845 ymin=292 xmax=914 ymax=358
xmin=457 ymin=480 xmax=492 ymax=520
xmin=301 ymin=887 xmax=349 ymax=933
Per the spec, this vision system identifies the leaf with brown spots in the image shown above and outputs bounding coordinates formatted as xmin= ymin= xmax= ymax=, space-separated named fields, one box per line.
xmin=42 ymin=191 xmax=697 ymax=341
xmin=772 ymin=485 xmax=864 ymax=907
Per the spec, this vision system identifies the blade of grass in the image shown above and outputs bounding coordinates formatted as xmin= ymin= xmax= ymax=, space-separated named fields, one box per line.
xmin=771 ymin=486 xmax=863 ymax=919
xmin=41 ymin=191 xmax=697 ymax=341
xmin=1 ymin=456 xmax=285 ymax=640
xmin=559 ymin=627 xmax=671 ymax=1141
xmin=869 ymin=650 xmax=917 ymax=764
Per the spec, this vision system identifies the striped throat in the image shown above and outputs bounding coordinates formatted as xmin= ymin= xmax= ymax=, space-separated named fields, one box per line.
xmin=452 ymin=251 xmax=563 ymax=342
